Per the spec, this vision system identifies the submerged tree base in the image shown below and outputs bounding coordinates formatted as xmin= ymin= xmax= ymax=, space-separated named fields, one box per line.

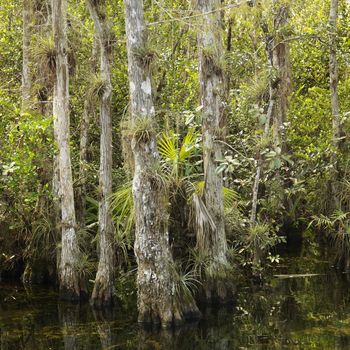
xmin=90 ymin=277 xmax=114 ymax=308
xmin=59 ymin=270 xmax=88 ymax=302
xmin=59 ymin=288 xmax=80 ymax=302
xmin=201 ymin=279 xmax=236 ymax=304
xmin=199 ymin=261 xmax=237 ymax=304
xmin=138 ymin=300 xmax=201 ymax=328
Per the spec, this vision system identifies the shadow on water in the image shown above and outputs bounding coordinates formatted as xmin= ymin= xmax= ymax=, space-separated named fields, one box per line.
xmin=3 ymin=253 xmax=350 ymax=349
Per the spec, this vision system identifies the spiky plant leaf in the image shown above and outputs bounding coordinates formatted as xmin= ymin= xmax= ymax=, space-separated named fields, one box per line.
xmin=31 ymin=35 xmax=56 ymax=76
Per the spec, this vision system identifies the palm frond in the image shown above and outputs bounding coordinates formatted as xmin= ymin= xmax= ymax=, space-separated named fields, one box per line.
xmin=86 ymin=195 xmax=98 ymax=226
xmin=110 ymin=181 xmax=134 ymax=237
xmin=179 ymin=128 xmax=198 ymax=162
xmin=158 ymin=128 xmax=200 ymax=180
xmin=109 ymin=182 xmax=135 ymax=265
xmin=158 ymin=130 xmax=178 ymax=162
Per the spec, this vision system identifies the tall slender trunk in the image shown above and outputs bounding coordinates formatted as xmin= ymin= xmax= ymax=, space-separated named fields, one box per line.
xmin=22 ymin=0 xmax=58 ymax=284
xmin=225 ymin=18 xmax=233 ymax=97
xmin=197 ymin=0 xmax=233 ymax=302
xmin=250 ymin=86 xmax=276 ymax=224
xmin=52 ymin=0 xmax=82 ymax=301
xmin=75 ymin=98 xmax=91 ymax=229
xmin=271 ymin=3 xmax=291 ymax=152
xmin=329 ymin=0 xmax=341 ymax=209
xmin=76 ymin=38 xmax=98 ymax=229
xmin=21 ymin=0 xmax=32 ymax=282
xmin=272 ymin=3 xmax=292 ymax=222
xmin=87 ymin=0 xmax=115 ymax=307
xmin=250 ymin=4 xmax=291 ymax=225
xmin=22 ymin=0 xmax=31 ymax=111
xmin=124 ymin=0 xmax=199 ymax=326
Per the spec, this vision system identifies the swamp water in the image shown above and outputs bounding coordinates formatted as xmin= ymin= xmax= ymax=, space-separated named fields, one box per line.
xmin=2 ymin=253 xmax=350 ymax=349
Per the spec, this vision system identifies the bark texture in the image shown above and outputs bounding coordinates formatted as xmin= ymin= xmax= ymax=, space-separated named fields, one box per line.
xmin=124 ymin=0 xmax=199 ymax=326
xmin=329 ymin=0 xmax=341 ymax=209
xmin=52 ymin=0 xmax=82 ymax=301
xmin=197 ymin=0 xmax=234 ymax=303
xmin=87 ymin=0 xmax=115 ymax=307
xmin=22 ymin=0 xmax=31 ymax=111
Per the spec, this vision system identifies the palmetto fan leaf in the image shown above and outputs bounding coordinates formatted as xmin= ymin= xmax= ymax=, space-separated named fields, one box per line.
xmin=158 ymin=130 xmax=178 ymax=162
xmin=158 ymin=128 xmax=199 ymax=178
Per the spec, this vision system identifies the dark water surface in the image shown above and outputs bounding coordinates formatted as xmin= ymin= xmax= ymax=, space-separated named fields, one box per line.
xmin=2 ymin=254 xmax=350 ymax=349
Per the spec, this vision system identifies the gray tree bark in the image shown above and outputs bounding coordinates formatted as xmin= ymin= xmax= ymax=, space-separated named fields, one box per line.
xmin=52 ymin=0 xmax=82 ymax=301
xmin=329 ymin=0 xmax=341 ymax=209
xmin=197 ymin=0 xmax=233 ymax=302
xmin=124 ymin=0 xmax=200 ymax=326
xmin=87 ymin=0 xmax=115 ymax=307
xmin=22 ymin=0 xmax=31 ymax=111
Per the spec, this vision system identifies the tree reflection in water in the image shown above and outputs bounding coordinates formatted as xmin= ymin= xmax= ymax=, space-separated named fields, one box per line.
xmin=3 ymin=263 xmax=350 ymax=349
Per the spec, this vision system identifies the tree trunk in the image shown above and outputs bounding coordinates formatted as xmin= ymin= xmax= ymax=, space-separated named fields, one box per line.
xmin=21 ymin=0 xmax=33 ymax=282
xmin=52 ymin=0 xmax=82 ymax=301
xmin=124 ymin=0 xmax=200 ymax=326
xmin=250 ymin=85 xmax=275 ymax=224
xmin=22 ymin=0 xmax=31 ymax=111
xmin=22 ymin=0 xmax=58 ymax=285
xmin=75 ymin=98 xmax=91 ymax=229
xmin=251 ymin=4 xmax=291 ymax=226
xmin=197 ymin=0 xmax=234 ymax=303
xmin=329 ymin=0 xmax=341 ymax=209
xmin=76 ymin=38 xmax=98 ymax=229
xmin=271 ymin=3 xmax=291 ymax=152
xmin=250 ymin=14 xmax=285 ymax=225
xmin=87 ymin=0 xmax=115 ymax=307
xmin=271 ymin=3 xmax=292 ymax=224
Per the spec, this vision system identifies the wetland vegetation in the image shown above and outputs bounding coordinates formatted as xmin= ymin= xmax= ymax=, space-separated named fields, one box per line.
xmin=2 ymin=0 xmax=350 ymax=348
